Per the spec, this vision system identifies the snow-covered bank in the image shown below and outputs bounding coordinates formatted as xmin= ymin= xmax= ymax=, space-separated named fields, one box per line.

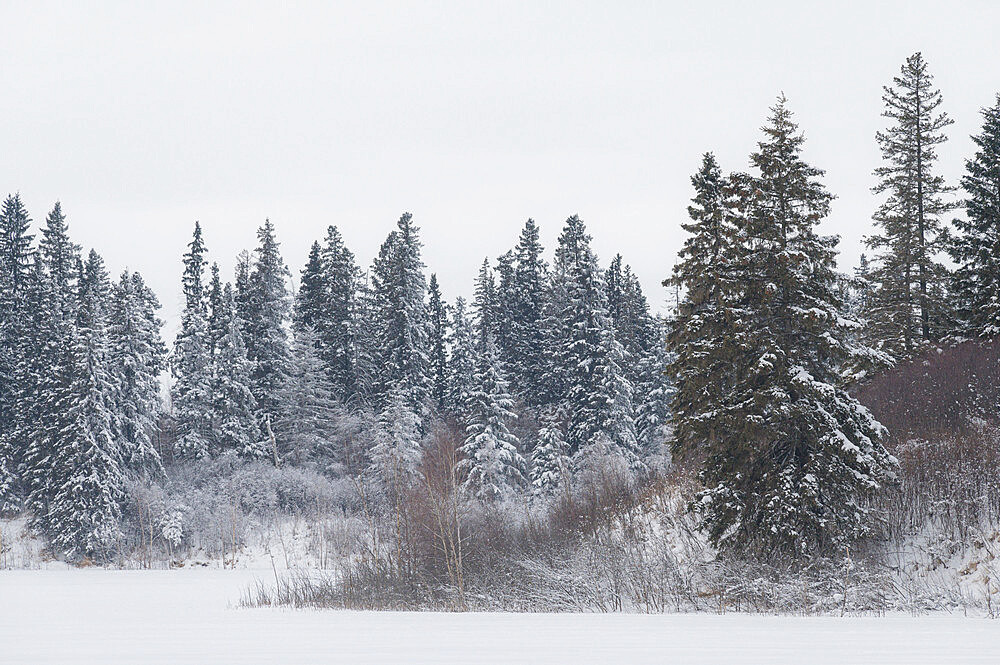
xmin=0 ymin=569 xmax=996 ymax=664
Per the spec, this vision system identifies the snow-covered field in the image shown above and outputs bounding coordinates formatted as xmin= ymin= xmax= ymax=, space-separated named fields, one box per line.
xmin=0 ymin=569 xmax=996 ymax=664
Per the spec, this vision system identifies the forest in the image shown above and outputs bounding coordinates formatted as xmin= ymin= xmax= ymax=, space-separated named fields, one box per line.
xmin=2 ymin=52 xmax=1000 ymax=613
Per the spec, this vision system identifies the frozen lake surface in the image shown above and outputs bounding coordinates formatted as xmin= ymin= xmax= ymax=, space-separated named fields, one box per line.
xmin=0 ymin=569 xmax=996 ymax=664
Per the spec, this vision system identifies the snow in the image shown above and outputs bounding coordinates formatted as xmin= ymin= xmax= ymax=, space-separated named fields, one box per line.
xmin=1 ymin=569 xmax=997 ymax=664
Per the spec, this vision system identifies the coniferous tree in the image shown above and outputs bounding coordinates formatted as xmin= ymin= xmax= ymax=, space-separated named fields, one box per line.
xmin=427 ymin=274 xmax=450 ymax=412
xmin=550 ymin=216 xmax=641 ymax=471
xmin=866 ymin=52 xmax=956 ymax=356
xmin=170 ymin=222 xmax=214 ymax=458
xmin=20 ymin=204 xmax=80 ymax=516
xmin=0 ymin=194 xmax=35 ymax=510
xmin=529 ymin=408 xmax=569 ymax=496
xmin=950 ymin=94 xmax=1000 ymax=336
xmin=369 ymin=386 xmax=423 ymax=494
xmin=370 ymin=213 xmax=431 ymax=418
xmin=44 ymin=250 xmax=125 ymax=560
xmin=633 ymin=318 xmax=673 ymax=460
xmin=245 ymin=219 xmax=291 ymax=436
xmin=694 ymin=98 xmax=896 ymax=555
xmin=206 ymin=262 xmax=226 ymax=356
xmin=472 ymin=258 xmax=498 ymax=353
xmin=508 ymin=219 xmax=548 ymax=406
xmin=493 ymin=250 xmax=517 ymax=370
xmin=446 ymin=297 xmax=478 ymax=418
xmin=667 ymin=154 xmax=749 ymax=461
xmin=108 ymin=271 xmax=166 ymax=476
xmin=276 ymin=326 xmax=340 ymax=467
xmin=210 ymin=285 xmax=259 ymax=457
xmin=459 ymin=335 xmax=524 ymax=500
xmin=320 ymin=225 xmax=361 ymax=401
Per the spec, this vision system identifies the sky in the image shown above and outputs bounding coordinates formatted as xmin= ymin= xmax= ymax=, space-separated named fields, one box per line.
xmin=3 ymin=1 xmax=1000 ymax=339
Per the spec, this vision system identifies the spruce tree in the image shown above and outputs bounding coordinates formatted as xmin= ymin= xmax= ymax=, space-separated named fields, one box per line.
xmin=866 ymin=52 xmax=956 ymax=356
xmin=472 ymin=258 xmax=498 ymax=353
xmin=276 ymin=325 xmax=340 ymax=467
xmin=445 ymin=297 xmax=477 ymax=418
xmin=210 ymin=285 xmax=259 ymax=457
xmin=0 ymin=194 xmax=35 ymax=510
xmin=427 ymin=274 xmax=450 ymax=412
xmin=666 ymin=153 xmax=748 ymax=461
xmin=508 ymin=219 xmax=548 ymax=406
xmin=20 ymin=204 xmax=80 ymax=517
xmin=245 ymin=219 xmax=291 ymax=436
xmin=170 ymin=222 xmax=214 ymax=458
xmin=550 ymin=216 xmax=641 ymax=470
xmin=529 ymin=408 xmax=569 ymax=496
xmin=370 ymin=213 xmax=431 ymax=417
xmin=369 ymin=386 xmax=423 ymax=493
xmin=108 ymin=271 xmax=166 ymax=476
xmin=44 ymin=251 xmax=126 ymax=560
xmin=319 ymin=225 xmax=361 ymax=401
xmin=459 ymin=335 xmax=525 ymax=500
xmin=694 ymin=98 xmax=897 ymax=555
xmin=950 ymin=94 xmax=1000 ymax=336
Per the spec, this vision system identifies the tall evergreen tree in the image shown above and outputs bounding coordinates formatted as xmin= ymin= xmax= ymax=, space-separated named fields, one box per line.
xmin=446 ymin=297 xmax=478 ymax=418
xmin=0 ymin=194 xmax=35 ymax=510
xmin=472 ymin=258 xmax=498 ymax=353
xmin=276 ymin=326 xmax=340 ymax=467
xmin=529 ymin=408 xmax=569 ymax=496
xmin=320 ymin=225 xmax=361 ymax=401
xmin=206 ymin=262 xmax=226 ymax=356
xmin=666 ymin=154 xmax=749 ymax=462
xmin=550 ymin=216 xmax=641 ymax=470
xmin=508 ymin=219 xmax=548 ymax=405
xmin=44 ymin=250 xmax=125 ymax=560
xmin=370 ymin=213 xmax=431 ymax=418
xmin=210 ymin=285 xmax=259 ymax=457
xmin=866 ymin=52 xmax=956 ymax=356
xmin=693 ymin=98 xmax=897 ymax=555
xmin=20 ymin=204 xmax=80 ymax=516
xmin=427 ymin=274 xmax=450 ymax=412
xmin=459 ymin=336 xmax=524 ymax=500
xmin=108 ymin=271 xmax=166 ymax=476
xmin=245 ymin=219 xmax=291 ymax=436
xmin=170 ymin=222 xmax=214 ymax=458
xmin=950 ymin=94 xmax=1000 ymax=336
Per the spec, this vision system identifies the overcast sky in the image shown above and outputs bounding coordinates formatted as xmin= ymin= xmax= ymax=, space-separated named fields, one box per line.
xmin=3 ymin=1 xmax=1000 ymax=338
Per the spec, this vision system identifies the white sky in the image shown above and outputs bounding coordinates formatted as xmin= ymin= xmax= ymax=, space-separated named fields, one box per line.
xmin=3 ymin=1 xmax=999 ymax=339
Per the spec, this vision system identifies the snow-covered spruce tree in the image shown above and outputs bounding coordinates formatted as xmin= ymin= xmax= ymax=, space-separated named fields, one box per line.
xmin=295 ymin=240 xmax=327 ymax=335
xmin=472 ymin=258 xmax=498 ymax=353
xmin=369 ymin=386 xmax=424 ymax=495
xmin=276 ymin=325 xmax=340 ymax=467
xmin=427 ymin=274 xmax=450 ymax=412
xmin=493 ymin=250 xmax=517 ymax=370
xmin=507 ymin=219 xmax=549 ymax=406
xmin=445 ymin=297 xmax=478 ymax=419
xmin=633 ymin=318 xmax=673 ymax=461
xmin=0 ymin=194 xmax=35 ymax=511
xmin=20 ymin=204 xmax=81 ymax=517
xmin=459 ymin=335 xmax=525 ymax=501
xmin=950 ymin=94 xmax=1000 ymax=337
xmin=295 ymin=225 xmax=360 ymax=401
xmin=697 ymin=98 xmax=897 ymax=556
xmin=369 ymin=213 xmax=431 ymax=419
xmin=865 ymin=52 xmax=956 ymax=357
xmin=245 ymin=219 xmax=291 ymax=437
xmin=170 ymin=222 xmax=214 ymax=458
xmin=666 ymin=153 xmax=750 ymax=462
xmin=550 ymin=215 xmax=642 ymax=472
xmin=529 ymin=407 xmax=569 ymax=496
xmin=44 ymin=251 xmax=126 ymax=560
xmin=606 ymin=254 xmax=656 ymax=358
xmin=210 ymin=284 xmax=259 ymax=458
xmin=108 ymin=271 xmax=166 ymax=476
xmin=206 ymin=262 xmax=226 ymax=356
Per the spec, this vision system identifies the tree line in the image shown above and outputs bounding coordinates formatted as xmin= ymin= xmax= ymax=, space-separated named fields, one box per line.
xmin=0 ymin=51 xmax=998 ymax=562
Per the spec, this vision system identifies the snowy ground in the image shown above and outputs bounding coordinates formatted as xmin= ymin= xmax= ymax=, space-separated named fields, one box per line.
xmin=0 ymin=569 xmax=996 ymax=664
